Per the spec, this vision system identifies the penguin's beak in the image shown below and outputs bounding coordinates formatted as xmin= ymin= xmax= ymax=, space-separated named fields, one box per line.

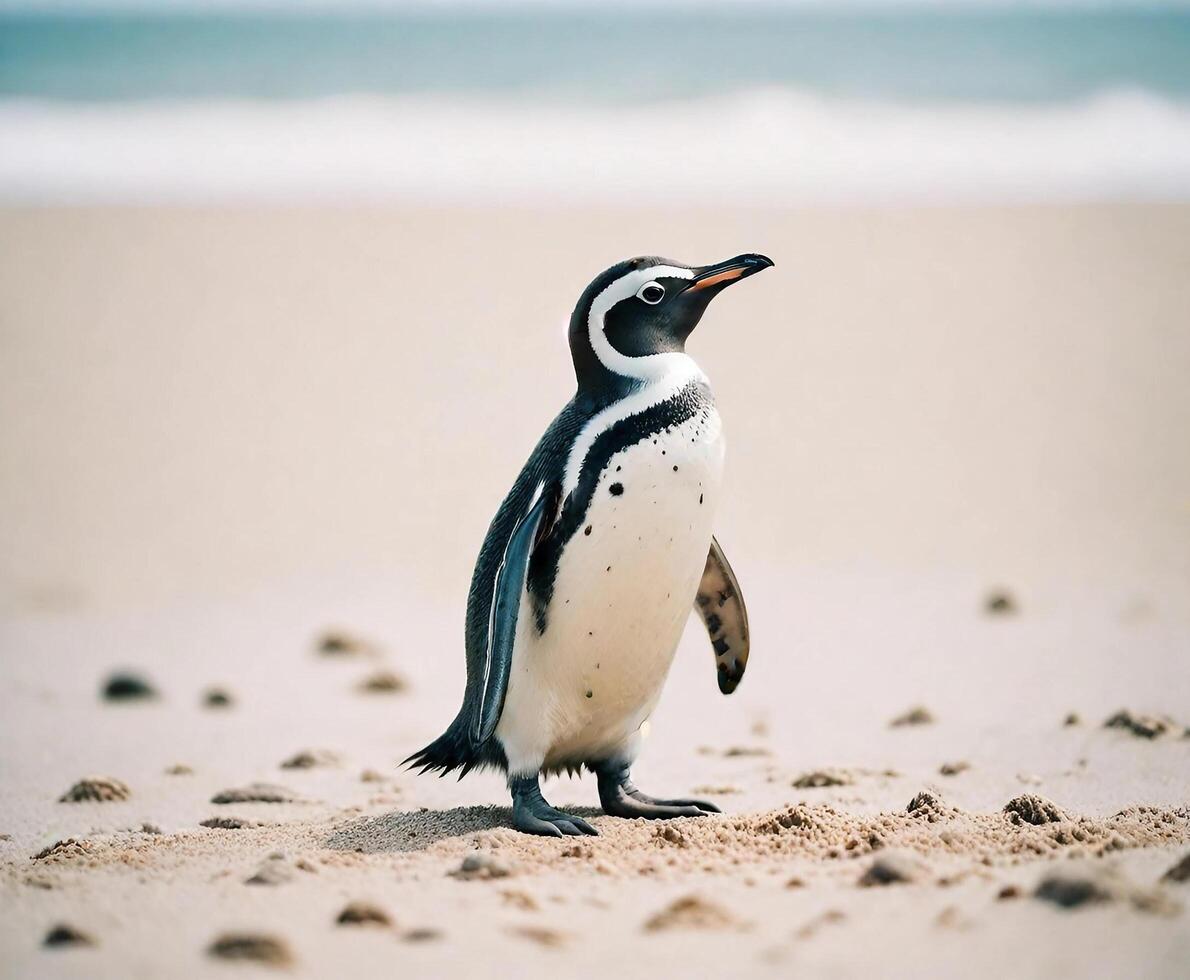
xmin=684 ymin=253 xmax=774 ymax=294
xmin=668 ymin=252 xmax=773 ymax=345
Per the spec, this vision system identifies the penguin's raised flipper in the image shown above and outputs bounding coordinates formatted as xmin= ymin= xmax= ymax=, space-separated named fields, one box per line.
xmin=471 ymin=481 xmax=556 ymax=747
xmin=695 ymin=536 xmax=750 ymax=694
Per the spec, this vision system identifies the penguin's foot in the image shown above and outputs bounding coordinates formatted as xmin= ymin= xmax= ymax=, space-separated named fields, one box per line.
xmin=594 ymin=762 xmax=722 ymax=820
xmin=509 ymin=774 xmax=599 ymax=837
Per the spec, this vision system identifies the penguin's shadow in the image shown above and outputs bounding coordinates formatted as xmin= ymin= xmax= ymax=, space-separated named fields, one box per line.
xmin=324 ymin=804 xmax=603 ymax=853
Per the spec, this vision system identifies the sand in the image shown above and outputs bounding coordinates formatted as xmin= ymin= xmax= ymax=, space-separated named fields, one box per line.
xmin=1 ymin=203 xmax=1189 ymax=978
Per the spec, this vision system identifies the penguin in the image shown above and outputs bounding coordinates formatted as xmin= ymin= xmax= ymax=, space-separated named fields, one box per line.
xmin=406 ymin=253 xmax=772 ymax=836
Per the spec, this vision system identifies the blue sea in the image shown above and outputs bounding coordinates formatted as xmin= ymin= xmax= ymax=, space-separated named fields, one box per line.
xmin=2 ymin=4 xmax=1189 ymax=202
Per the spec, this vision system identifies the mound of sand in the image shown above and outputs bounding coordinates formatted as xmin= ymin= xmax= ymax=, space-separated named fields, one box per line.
xmin=318 ymin=795 xmax=1190 ymax=880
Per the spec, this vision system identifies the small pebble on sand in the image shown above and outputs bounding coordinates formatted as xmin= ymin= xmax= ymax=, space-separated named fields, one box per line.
xmin=59 ymin=776 xmax=130 ymax=803
xmin=337 ymin=902 xmax=392 ymax=927
xmin=1104 ymin=709 xmax=1176 ymax=740
xmin=317 ymin=629 xmax=378 ymax=657
xmin=939 ymin=761 xmax=970 ymax=776
xmin=1003 ymin=794 xmax=1069 ymax=826
xmin=203 ymin=687 xmax=234 ymax=708
xmin=906 ymin=791 xmax=952 ymax=822
xmin=450 ymin=853 xmax=511 ymax=880
xmin=280 ymin=749 xmax=340 ymax=769
xmin=358 ymin=670 xmax=408 ymax=694
xmin=984 ymin=590 xmax=1018 ymax=615
xmin=207 ymin=933 xmax=292 ymax=966
xmin=101 ymin=672 xmax=157 ymax=702
xmin=511 ymin=926 xmax=568 ymax=948
xmin=890 ymin=705 xmax=934 ymax=727
xmin=164 ymin=764 xmax=193 ymax=776
xmin=858 ymin=851 xmax=924 ymax=886
xmin=1162 ymin=852 xmax=1190 ymax=883
xmin=1033 ymin=863 xmax=1179 ymax=915
xmin=1034 ymin=867 xmax=1118 ymax=908
xmin=200 ymin=816 xmax=254 ymax=830
xmin=43 ymin=924 xmax=95 ymax=948
xmin=402 ymin=928 xmax=442 ymax=943
xmin=211 ymin=783 xmax=301 ymax=805
xmin=792 ymin=770 xmax=851 ymax=788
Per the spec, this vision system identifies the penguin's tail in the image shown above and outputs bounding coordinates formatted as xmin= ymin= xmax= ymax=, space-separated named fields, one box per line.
xmin=402 ymin=727 xmax=468 ymax=778
xmin=403 ymin=713 xmax=502 ymax=780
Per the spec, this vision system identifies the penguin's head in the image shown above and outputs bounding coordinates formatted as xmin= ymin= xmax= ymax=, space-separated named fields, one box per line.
xmin=568 ymin=254 xmax=773 ymax=391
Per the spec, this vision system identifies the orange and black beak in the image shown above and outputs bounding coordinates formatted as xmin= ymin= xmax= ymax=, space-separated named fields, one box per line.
xmin=683 ymin=253 xmax=774 ymax=295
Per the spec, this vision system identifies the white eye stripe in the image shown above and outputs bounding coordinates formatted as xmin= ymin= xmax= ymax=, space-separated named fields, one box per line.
xmin=586 ymin=264 xmax=693 ymax=374
xmin=564 ymin=263 xmax=705 ymax=498
xmin=636 ymin=281 xmax=665 ymax=304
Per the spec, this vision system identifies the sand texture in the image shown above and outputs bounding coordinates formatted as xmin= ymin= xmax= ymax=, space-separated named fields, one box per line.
xmin=1 ymin=203 xmax=1189 ymax=978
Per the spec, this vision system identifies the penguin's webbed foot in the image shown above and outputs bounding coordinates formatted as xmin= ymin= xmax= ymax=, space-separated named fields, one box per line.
xmin=510 ymin=774 xmax=598 ymax=837
xmin=594 ymin=762 xmax=722 ymax=820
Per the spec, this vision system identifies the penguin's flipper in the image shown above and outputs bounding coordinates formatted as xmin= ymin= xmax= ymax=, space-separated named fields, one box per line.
xmin=695 ymin=536 xmax=750 ymax=694
xmin=472 ymin=481 xmax=555 ymax=746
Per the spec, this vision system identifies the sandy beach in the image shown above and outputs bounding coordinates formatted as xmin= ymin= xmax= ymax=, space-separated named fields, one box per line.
xmin=1 ymin=202 xmax=1188 ymax=978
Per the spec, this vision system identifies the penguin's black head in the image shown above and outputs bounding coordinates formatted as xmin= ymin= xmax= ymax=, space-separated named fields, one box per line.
xmin=568 ymin=254 xmax=773 ymax=393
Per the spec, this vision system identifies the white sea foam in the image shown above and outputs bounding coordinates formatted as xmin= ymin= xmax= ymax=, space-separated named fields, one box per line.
xmin=2 ymin=88 xmax=1189 ymax=204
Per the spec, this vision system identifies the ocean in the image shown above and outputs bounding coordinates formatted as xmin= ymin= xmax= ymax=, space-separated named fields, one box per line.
xmin=2 ymin=4 xmax=1189 ymax=202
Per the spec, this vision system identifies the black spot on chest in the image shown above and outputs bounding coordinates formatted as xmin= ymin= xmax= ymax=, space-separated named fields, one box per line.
xmin=609 ymin=482 xmax=624 ymax=496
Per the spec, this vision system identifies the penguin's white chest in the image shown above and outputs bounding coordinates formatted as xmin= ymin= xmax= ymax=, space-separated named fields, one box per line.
xmin=496 ymin=404 xmax=724 ymax=774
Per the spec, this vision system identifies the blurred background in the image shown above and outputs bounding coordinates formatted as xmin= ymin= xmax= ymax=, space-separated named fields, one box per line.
xmin=1 ymin=0 xmax=1188 ymax=782
xmin=3 ymin=1 xmax=1190 ymax=203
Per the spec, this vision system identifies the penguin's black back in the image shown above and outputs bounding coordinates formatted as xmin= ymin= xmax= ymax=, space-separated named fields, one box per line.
xmin=404 ymin=397 xmax=589 ymax=777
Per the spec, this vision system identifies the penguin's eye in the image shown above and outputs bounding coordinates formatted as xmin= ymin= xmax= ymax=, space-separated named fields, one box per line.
xmin=637 ymin=282 xmax=665 ymax=305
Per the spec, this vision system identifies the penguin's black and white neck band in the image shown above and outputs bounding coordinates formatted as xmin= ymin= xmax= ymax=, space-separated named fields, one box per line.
xmin=562 ymin=358 xmax=705 ymax=498
xmin=586 ymin=264 xmax=695 ymax=382
xmin=563 ymin=265 xmax=709 ymax=499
